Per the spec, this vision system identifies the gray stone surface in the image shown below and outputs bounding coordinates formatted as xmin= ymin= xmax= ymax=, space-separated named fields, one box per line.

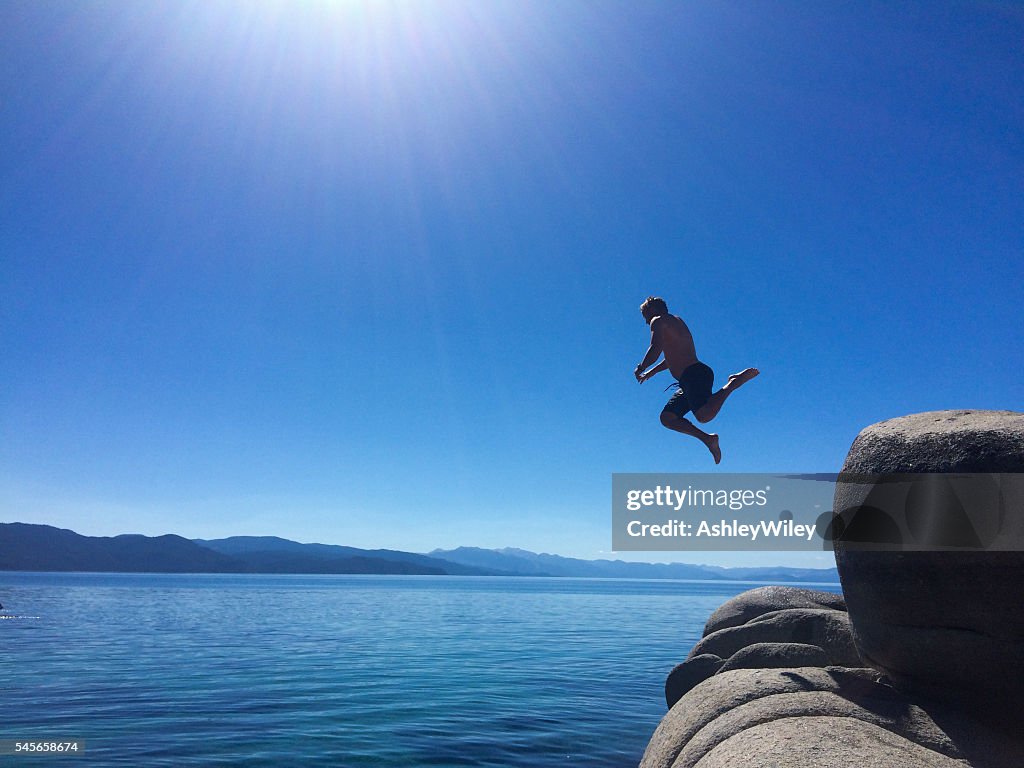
xmin=665 ymin=653 xmax=723 ymax=708
xmin=833 ymin=410 xmax=1024 ymax=724
xmin=641 ymin=667 xmax=965 ymax=768
xmin=693 ymin=716 xmax=970 ymax=768
xmin=717 ymin=641 xmax=829 ymax=673
xmin=837 ymin=410 xmax=1024 ymax=474
xmin=703 ymin=585 xmax=847 ymax=635
xmin=689 ymin=608 xmax=860 ymax=667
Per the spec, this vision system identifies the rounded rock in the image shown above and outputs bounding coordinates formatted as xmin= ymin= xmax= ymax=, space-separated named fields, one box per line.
xmin=716 ymin=641 xmax=829 ymax=673
xmin=833 ymin=409 xmax=1024 ymax=725
xmin=665 ymin=654 xmax=724 ymax=709
xmin=702 ymin=585 xmax=846 ymax=635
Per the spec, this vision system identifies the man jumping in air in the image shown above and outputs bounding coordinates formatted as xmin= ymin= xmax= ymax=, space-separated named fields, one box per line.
xmin=633 ymin=296 xmax=759 ymax=464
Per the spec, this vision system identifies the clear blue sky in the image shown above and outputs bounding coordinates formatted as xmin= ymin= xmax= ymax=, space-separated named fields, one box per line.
xmin=2 ymin=1 xmax=1022 ymax=567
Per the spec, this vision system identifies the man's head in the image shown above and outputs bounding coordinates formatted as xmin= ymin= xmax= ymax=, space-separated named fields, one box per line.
xmin=640 ymin=296 xmax=668 ymax=324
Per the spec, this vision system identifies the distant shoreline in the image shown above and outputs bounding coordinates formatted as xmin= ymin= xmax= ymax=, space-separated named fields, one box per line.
xmin=1 ymin=522 xmax=839 ymax=582
xmin=0 ymin=570 xmax=841 ymax=585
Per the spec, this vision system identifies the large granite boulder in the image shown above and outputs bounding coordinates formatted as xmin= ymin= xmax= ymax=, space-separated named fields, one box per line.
xmin=832 ymin=410 xmax=1024 ymax=726
xmin=836 ymin=410 xmax=1024 ymax=474
xmin=642 ymin=411 xmax=1024 ymax=767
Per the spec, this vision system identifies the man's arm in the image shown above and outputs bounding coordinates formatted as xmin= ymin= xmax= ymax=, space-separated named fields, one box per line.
xmin=633 ymin=318 xmax=664 ymax=381
xmin=637 ymin=359 xmax=670 ymax=383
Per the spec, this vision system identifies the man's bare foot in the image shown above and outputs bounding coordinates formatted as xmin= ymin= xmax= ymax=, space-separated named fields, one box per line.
xmin=726 ymin=367 xmax=760 ymax=390
xmin=706 ymin=433 xmax=721 ymax=464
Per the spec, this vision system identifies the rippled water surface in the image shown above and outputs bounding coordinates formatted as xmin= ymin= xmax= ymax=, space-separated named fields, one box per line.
xmin=0 ymin=574 xmax=838 ymax=766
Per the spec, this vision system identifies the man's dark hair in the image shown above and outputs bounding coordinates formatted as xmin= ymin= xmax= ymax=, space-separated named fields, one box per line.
xmin=640 ymin=296 xmax=668 ymax=320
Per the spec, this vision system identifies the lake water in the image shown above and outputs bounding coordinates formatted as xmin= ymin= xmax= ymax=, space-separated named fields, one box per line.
xmin=0 ymin=574 xmax=839 ymax=766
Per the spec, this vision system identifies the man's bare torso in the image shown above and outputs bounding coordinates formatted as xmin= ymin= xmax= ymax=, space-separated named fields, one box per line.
xmin=651 ymin=314 xmax=698 ymax=378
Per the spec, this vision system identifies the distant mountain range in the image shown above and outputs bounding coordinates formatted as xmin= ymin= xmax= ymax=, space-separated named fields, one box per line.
xmin=430 ymin=547 xmax=839 ymax=582
xmin=193 ymin=535 xmax=498 ymax=576
xmin=0 ymin=524 xmax=491 ymax=576
xmin=0 ymin=523 xmax=838 ymax=582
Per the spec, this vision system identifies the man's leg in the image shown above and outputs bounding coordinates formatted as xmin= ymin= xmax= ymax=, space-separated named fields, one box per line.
xmin=694 ymin=367 xmax=759 ymax=424
xmin=660 ymin=411 xmax=721 ymax=464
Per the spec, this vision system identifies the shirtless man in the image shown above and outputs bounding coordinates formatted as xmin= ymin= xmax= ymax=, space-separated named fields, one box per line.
xmin=633 ymin=296 xmax=759 ymax=464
